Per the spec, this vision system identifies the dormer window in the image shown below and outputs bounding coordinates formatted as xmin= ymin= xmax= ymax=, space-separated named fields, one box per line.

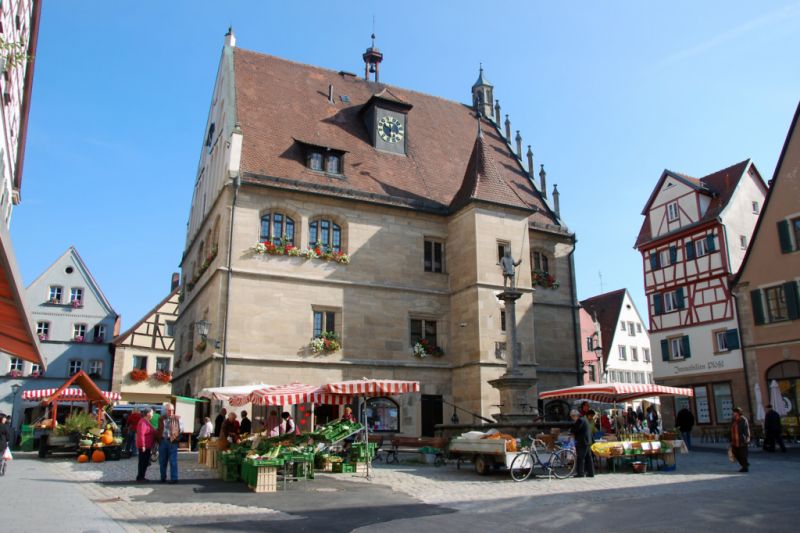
xmin=298 ymin=139 xmax=346 ymax=176
xmin=307 ymin=152 xmax=323 ymax=171
xmin=325 ymin=155 xmax=341 ymax=174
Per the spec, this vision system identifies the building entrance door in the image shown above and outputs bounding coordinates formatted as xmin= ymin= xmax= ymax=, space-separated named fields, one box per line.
xmin=421 ymin=395 xmax=443 ymax=437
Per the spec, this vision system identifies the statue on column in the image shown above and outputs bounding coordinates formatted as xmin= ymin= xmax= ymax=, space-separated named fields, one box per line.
xmin=500 ymin=248 xmax=522 ymax=289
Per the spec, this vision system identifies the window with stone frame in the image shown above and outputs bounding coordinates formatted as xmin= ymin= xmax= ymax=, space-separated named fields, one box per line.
xmin=765 ymin=285 xmax=789 ymax=322
xmin=497 ymin=241 xmax=511 ymax=263
xmin=423 ymin=239 xmax=444 ymax=273
xmin=309 ymin=219 xmax=342 ymax=252
xmin=500 ymin=310 xmax=506 ymax=332
xmin=68 ymin=359 xmax=82 ymax=376
xmin=259 ymin=212 xmax=295 ymax=245
xmin=410 ymin=318 xmax=437 ymax=346
xmin=313 ymin=309 xmax=337 ymax=338
xmin=532 ymin=251 xmax=549 ymax=273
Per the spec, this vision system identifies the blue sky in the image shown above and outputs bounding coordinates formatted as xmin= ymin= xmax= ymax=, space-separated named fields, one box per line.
xmin=10 ymin=1 xmax=800 ymax=328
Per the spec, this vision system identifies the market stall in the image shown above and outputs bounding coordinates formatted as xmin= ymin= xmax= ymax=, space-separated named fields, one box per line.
xmin=197 ymin=383 xmax=274 ymax=402
xmin=540 ymin=383 xmax=693 ymax=473
xmin=21 ymin=370 xmax=122 ymax=459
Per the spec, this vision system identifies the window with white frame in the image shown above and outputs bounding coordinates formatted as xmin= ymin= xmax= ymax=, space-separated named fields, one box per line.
xmin=659 ymin=248 xmax=672 ymax=267
xmin=636 ymin=323 xmax=643 ymax=333
xmin=669 ymin=337 xmax=689 ymax=360
xmin=70 ymin=287 xmax=83 ymax=305
xmin=625 ymin=371 xmax=632 ymax=383
xmin=73 ymin=323 xmax=87 ymax=340
xmin=156 ymin=357 xmax=171 ymax=373
xmin=631 ymin=347 xmax=639 ymax=361
xmin=618 ymin=345 xmax=627 ymax=361
xmin=620 ymin=321 xmax=626 ymax=332
xmin=628 ymin=322 xmax=635 ymax=336
xmin=695 ymin=238 xmax=710 ymax=257
xmin=496 ymin=241 xmax=511 ymax=263
xmin=93 ymin=324 xmax=106 ymax=342
xmin=634 ymin=372 xmax=642 ymax=384
xmin=132 ymin=355 xmax=148 ymax=371
xmin=88 ymin=360 xmax=103 ymax=378
xmin=714 ymin=330 xmax=729 ymax=353
xmin=664 ymin=291 xmax=680 ymax=312
xmin=48 ymin=285 xmax=63 ymax=304
xmin=739 ymin=235 xmax=747 ymax=250
xmin=643 ymin=348 xmax=651 ymax=362
xmin=36 ymin=321 xmax=49 ymax=339
xmin=667 ymin=201 xmax=679 ymax=221
xmin=68 ymin=359 xmax=82 ymax=375
xmin=9 ymin=357 xmax=23 ymax=372
xmin=31 ymin=364 xmax=41 ymax=375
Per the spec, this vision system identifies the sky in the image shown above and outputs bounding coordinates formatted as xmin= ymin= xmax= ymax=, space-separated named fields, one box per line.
xmin=10 ymin=1 xmax=800 ymax=329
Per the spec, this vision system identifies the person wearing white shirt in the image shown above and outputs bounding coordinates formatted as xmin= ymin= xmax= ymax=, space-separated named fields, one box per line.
xmin=198 ymin=417 xmax=214 ymax=439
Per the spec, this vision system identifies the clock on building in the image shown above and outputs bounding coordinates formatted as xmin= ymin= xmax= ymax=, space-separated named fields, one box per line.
xmin=377 ymin=115 xmax=404 ymax=143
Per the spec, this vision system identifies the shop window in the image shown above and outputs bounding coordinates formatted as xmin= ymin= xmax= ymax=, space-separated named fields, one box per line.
xmin=694 ymin=386 xmax=711 ymax=424
xmin=309 ymin=219 xmax=342 ymax=252
xmin=363 ymin=397 xmax=399 ymax=432
xmin=132 ymin=355 xmax=148 ymax=371
xmin=712 ymin=383 xmax=733 ymax=423
xmin=424 ymin=239 xmax=444 ymax=273
xmin=259 ymin=212 xmax=295 ymax=245
xmin=766 ymin=361 xmax=800 ymax=417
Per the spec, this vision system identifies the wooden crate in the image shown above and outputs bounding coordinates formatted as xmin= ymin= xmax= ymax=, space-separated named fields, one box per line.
xmin=354 ymin=462 xmax=368 ymax=474
xmin=249 ymin=466 xmax=277 ymax=493
xmin=198 ymin=448 xmax=207 ymax=464
xmin=206 ymin=449 xmax=219 ymax=470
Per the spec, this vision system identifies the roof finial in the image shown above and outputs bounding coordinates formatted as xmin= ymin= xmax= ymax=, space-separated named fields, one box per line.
xmin=539 ymin=164 xmax=547 ymax=199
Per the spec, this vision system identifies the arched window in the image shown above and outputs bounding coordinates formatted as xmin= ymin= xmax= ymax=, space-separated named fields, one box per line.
xmin=361 ymin=397 xmax=399 ymax=433
xmin=260 ymin=212 xmax=295 ymax=245
xmin=766 ymin=361 xmax=800 ymax=417
xmin=309 ymin=218 xmax=341 ymax=252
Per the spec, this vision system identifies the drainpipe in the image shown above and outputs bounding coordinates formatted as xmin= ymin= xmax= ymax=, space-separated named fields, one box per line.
xmin=568 ymin=238 xmax=582 ymax=385
xmin=732 ymin=291 xmax=754 ymax=418
xmin=221 ymin=175 xmax=240 ymax=387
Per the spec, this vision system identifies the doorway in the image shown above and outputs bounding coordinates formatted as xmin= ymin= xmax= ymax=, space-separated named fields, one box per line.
xmin=421 ymin=395 xmax=443 ymax=437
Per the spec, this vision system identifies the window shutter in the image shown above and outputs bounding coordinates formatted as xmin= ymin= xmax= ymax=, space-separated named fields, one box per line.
xmin=777 ymin=220 xmax=793 ymax=253
xmin=650 ymin=253 xmax=659 ymax=270
xmin=706 ymin=234 xmax=716 ymax=252
xmin=750 ymin=289 xmax=765 ymax=325
xmin=685 ymin=242 xmax=695 ymax=260
xmin=653 ymin=293 xmax=663 ymax=315
xmin=725 ymin=329 xmax=740 ymax=350
xmin=675 ymin=287 xmax=685 ymax=309
xmin=669 ymin=245 xmax=677 ymax=264
xmin=784 ymin=281 xmax=800 ymax=320
xmin=660 ymin=339 xmax=669 ymax=362
xmin=681 ymin=335 xmax=691 ymax=359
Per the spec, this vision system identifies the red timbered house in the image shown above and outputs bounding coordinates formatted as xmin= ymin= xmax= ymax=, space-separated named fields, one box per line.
xmin=635 ymin=160 xmax=767 ymax=431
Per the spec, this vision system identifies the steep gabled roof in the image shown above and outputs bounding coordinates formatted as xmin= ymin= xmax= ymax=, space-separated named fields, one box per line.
xmin=113 ymin=286 xmax=179 ymax=347
xmin=733 ymin=101 xmax=800 ymax=287
xmin=635 ymin=160 xmax=753 ymax=248
xmin=580 ymin=288 xmax=627 ymax=365
xmin=232 ymin=48 xmax=558 ymax=226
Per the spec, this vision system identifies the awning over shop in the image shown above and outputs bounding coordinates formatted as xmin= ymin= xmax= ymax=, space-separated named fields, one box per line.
xmin=197 ymin=383 xmax=273 ymax=401
xmin=539 ymin=383 xmax=694 ymax=403
xmin=0 ymin=222 xmax=44 ymax=367
xmin=324 ymin=378 xmax=420 ymax=396
xmin=229 ymin=383 xmax=352 ymax=407
xmin=22 ymin=388 xmax=121 ymax=402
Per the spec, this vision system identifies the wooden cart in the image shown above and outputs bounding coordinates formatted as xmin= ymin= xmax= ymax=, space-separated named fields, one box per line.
xmin=448 ymin=437 xmax=517 ymax=475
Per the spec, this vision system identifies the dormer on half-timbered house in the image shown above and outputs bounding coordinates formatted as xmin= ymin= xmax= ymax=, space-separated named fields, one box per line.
xmin=111 ymin=277 xmax=179 ymax=404
xmin=635 ymin=160 xmax=767 ymax=431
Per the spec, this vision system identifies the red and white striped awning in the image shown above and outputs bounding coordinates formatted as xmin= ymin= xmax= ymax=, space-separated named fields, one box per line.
xmin=21 ymin=388 xmax=121 ymax=402
xmin=325 ymin=378 xmax=420 ymax=396
xmin=538 ymin=383 xmax=693 ymax=403
xmin=229 ymin=383 xmax=353 ymax=407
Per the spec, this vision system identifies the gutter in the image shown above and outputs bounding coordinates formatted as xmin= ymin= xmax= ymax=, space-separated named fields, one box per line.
xmin=567 ymin=238 xmax=582 ymax=385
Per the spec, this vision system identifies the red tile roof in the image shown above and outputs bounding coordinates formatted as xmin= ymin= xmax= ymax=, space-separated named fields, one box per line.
xmin=580 ymin=288 xmax=627 ymax=365
xmin=233 ymin=48 xmax=556 ymax=224
xmin=635 ymin=160 xmax=753 ymax=248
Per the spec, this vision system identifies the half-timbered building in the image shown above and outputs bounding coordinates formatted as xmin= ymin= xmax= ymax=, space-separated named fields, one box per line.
xmin=636 ymin=160 xmax=767 ymax=429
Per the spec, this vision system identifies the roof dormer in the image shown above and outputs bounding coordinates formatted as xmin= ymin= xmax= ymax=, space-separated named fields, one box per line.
xmin=361 ymin=88 xmax=413 ymax=155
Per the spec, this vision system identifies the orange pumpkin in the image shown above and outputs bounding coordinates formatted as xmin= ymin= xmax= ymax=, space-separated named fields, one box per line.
xmin=100 ymin=431 xmax=114 ymax=446
xmin=77 ymin=454 xmax=89 ymax=463
xmin=91 ymin=450 xmax=106 ymax=463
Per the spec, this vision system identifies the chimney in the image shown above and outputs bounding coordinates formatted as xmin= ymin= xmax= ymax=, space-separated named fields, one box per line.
xmin=494 ymin=99 xmax=501 ymax=124
xmin=515 ymin=131 xmax=522 ymax=158
xmin=224 ymin=26 xmax=236 ymax=48
xmin=526 ymin=146 xmax=533 ymax=175
xmin=552 ymin=183 xmax=560 ymax=216
xmin=539 ymin=164 xmax=547 ymax=199
xmin=171 ymin=272 xmax=180 ymax=291
xmin=504 ymin=114 xmax=511 ymax=141
xmin=327 ymin=84 xmax=334 ymax=104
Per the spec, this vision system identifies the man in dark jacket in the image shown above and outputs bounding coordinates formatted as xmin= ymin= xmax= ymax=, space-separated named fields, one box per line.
xmin=676 ymin=407 xmax=695 ymax=449
xmin=570 ymin=409 xmax=594 ymax=478
xmin=214 ymin=408 xmax=227 ymax=437
xmin=730 ymin=407 xmax=750 ymax=472
xmin=764 ymin=404 xmax=786 ymax=453
xmin=239 ymin=411 xmax=252 ymax=435
xmin=0 ymin=413 xmax=12 ymax=456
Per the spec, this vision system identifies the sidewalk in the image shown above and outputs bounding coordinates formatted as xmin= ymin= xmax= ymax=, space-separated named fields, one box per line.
xmin=2 ymin=452 xmax=126 ymax=532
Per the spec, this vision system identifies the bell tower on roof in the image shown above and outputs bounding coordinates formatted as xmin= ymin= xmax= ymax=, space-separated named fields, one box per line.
xmin=471 ymin=64 xmax=494 ymax=120
xmin=363 ymin=33 xmax=383 ymax=82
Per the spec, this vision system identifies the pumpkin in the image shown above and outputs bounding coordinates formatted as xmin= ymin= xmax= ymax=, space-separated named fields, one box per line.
xmin=91 ymin=450 xmax=106 ymax=463
xmin=100 ymin=431 xmax=114 ymax=446
xmin=77 ymin=454 xmax=89 ymax=463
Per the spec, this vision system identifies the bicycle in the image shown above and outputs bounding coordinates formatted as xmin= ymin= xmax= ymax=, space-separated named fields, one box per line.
xmin=509 ymin=437 xmax=576 ymax=481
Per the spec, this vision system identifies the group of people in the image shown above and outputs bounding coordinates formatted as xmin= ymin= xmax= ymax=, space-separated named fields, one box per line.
xmin=206 ymin=408 xmax=297 ymax=448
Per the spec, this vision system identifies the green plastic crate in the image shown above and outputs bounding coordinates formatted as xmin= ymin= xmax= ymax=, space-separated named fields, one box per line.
xmin=220 ymin=462 xmax=240 ymax=482
xmin=332 ymin=462 xmax=355 ymax=473
xmin=19 ymin=424 xmax=35 ymax=452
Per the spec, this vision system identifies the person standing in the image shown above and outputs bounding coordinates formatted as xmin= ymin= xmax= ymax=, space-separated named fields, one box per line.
xmin=730 ymin=407 xmax=751 ymax=473
xmin=646 ymin=406 xmax=660 ymax=435
xmin=197 ymin=417 xmax=214 ymax=440
xmin=764 ymin=404 xmax=787 ymax=453
xmin=125 ymin=408 xmax=142 ymax=457
xmin=240 ymin=411 xmax=252 ymax=435
xmin=135 ymin=408 xmax=155 ymax=482
xmin=220 ymin=412 xmax=240 ymax=447
xmin=570 ymin=409 xmax=594 ymax=478
xmin=157 ymin=403 xmax=184 ymax=484
xmin=281 ymin=412 xmax=297 ymax=435
xmin=675 ymin=407 xmax=695 ymax=449
xmin=214 ymin=408 xmax=227 ymax=437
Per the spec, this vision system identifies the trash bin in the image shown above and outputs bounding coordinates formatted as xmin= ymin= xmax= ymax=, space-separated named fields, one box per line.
xmin=20 ymin=424 xmax=35 ymax=452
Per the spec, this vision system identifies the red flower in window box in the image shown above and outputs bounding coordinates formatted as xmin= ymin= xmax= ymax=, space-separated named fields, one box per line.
xmin=31 ymin=370 xmax=43 ymax=378
xmin=38 ymin=334 xmax=48 ymax=342
xmin=73 ymin=335 xmax=84 ymax=343
xmin=71 ymin=299 xmax=83 ymax=308
xmin=7 ymin=370 xmax=22 ymax=378
xmin=130 ymin=368 xmax=148 ymax=382
xmin=152 ymin=370 xmax=172 ymax=383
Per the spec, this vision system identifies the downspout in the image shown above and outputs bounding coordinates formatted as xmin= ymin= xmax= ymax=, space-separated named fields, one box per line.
xmin=568 ymin=237 xmax=582 ymax=385
xmin=732 ymin=290 xmax=754 ymax=418
xmin=221 ymin=173 xmax=240 ymax=387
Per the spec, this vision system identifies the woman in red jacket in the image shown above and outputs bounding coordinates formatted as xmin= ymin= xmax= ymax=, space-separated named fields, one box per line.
xmin=135 ymin=408 xmax=155 ymax=482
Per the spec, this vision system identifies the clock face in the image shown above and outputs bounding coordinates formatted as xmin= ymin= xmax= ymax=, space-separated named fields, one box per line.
xmin=378 ymin=115 xmax=404 ymax=143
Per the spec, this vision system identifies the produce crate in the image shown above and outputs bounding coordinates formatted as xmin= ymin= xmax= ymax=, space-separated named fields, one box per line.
xmin=247 ymin=458 xmax=285 ymax=467
xmin=332 ymin=462 xmax=356 ymax=473
xmin=350 ymin=442 xmax=377 ymax=461
xmin=198 ymin=448 xmax=207 ymax=464
xmin=353 ymin=462 xmax=368 ymax=474
xmin=205 ymin=450 xmax=219 ymax=470
xmin=220 ymin=461 xmax=240 ymax=482
xmin=249 ymin=466 xmax=278 ymax=493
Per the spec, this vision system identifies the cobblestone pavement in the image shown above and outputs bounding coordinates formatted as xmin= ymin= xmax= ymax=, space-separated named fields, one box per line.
xmin=10 ymin=448 xmax=800 ymax=532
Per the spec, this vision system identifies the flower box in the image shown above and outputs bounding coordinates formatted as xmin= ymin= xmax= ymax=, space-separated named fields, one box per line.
xmin=251 ymin=239 xmax=350 ymax=264
xmin=309 ymin=331 xmax=341 ymax=354
xmin=531 ymin=269 xmax=560 ymax=289
xmin=413 ymin=338 xmax=444 ymax=358
xmin=153 ymin=370 xmax=172 ymax=383
xmin=71 ymin=300 xmax=83 ymax=308
xmin=73 ymin=335 xmax=84 ymax=343
xmin=38 ymin=334 xmax=48 ymax=341
xmin=7 ymin=370 xmax=22 ymax=378
xmin=129 ymin=368 xmax=148 ymax=382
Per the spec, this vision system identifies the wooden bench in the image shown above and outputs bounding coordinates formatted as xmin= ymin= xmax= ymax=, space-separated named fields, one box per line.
xmin=387 ymin=436 xmax=448 ymax=464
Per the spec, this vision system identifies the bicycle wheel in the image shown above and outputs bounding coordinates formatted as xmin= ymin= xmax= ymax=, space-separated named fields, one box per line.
xmin=509 ymin=452 xmax=534 ymax=482
xmin=549 ymin=448 xmax=576 ymax=479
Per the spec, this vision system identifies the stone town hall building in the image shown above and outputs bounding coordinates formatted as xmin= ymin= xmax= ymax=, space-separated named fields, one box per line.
xmin=173 ymin=30 xmax=581 ymax=435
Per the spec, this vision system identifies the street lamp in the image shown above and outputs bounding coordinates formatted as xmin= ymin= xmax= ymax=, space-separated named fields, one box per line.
xmin=194 ymin=320 xmax=219 ymax=349
xmin=10 ymin=383 xmax=21 ymax=427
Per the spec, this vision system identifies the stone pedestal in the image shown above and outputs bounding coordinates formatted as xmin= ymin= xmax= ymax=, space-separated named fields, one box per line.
xmin=490 ymin=289 xmax=538 ymax=423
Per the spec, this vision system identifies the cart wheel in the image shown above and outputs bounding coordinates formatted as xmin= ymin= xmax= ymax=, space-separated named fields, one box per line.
xmin=474 ymin=454 xmax=490 ymax=475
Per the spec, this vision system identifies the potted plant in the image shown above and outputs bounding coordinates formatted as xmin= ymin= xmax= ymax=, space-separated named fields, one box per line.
xmin=73 ymin=335 xmax=84 ymax=343
xmin=38 ymin=333 xmax=48 ymax=341
xmin=196 ymin=339 xmax=207 ymax=352
xmin=531 ymin=269 xmax=560 ymax=289
xmin=7 ymin=370 xmax=22 ymax=378
xmin=413 ymin=338 xmax=444 ymax=358
xmin=71 ymin=299 xmax=83 ymax=308
xmin=31 ymin=370 xmax=42 ymax=378
xmin=309 ymin=331 xmax=342 ymax=354
xmin=153 ymin=370 xmax=172 ymax=383
xmin=129 ymin=368 xmax=148 ymax=382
